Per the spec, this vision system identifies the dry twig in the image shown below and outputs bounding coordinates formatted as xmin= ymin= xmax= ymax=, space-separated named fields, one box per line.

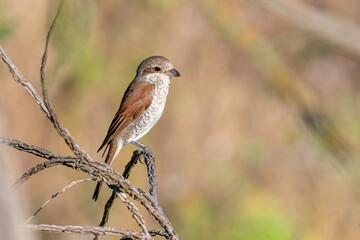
xmin=24 ymin=224 xmax=168 ymax=239
xmin=24 ymin=178 xmax=96 ymax=224
xmin=0 ymin=47 xmax=50 ymax=118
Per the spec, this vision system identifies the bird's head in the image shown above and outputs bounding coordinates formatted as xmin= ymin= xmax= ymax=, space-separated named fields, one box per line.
xmin=136 ymin=56 xmax=181 ymax=81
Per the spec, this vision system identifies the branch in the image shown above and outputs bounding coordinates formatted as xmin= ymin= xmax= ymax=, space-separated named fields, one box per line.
xmin=0 ymin=138 xmax=179 ymax=239
xmin=0 ymin=38 xmax=91 ymax=162
xmin=115 ymin=190 xmax=152 ymax=240
xmin=13 ymin=158 xmax=78 ymax=188
xmin=40 ymin=0 xmax=64 ymax=103
xmin=5 ymin=141 xmax=153 ymax=239
xmin=36 ymin=0 xmax=92 ymax=163
xmin=24 ymin=224 xmax=168 ymax=239
xmin=38 ymin=0 xmax=86 ymax=157
xmin=25 ymin=178 xmax=96 ymax=224
xmin=0 ymin=46 xmax=50 ymax=118
xmin=3 ymin=137 xmax=164 ymax=239
xmin=131 ymin=142 xmax=167 ymax=218
xmin=0 ymin=137 xmax=79 ymax=188
xmin=123 ymin=149 xmax=142 ymax=179
xmin=0 ymin=137 xmax=65 ymax=159
xmin=132 ymin=142 xmax=158 ymax=200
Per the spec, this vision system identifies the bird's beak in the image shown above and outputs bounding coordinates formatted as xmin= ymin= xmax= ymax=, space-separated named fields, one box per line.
xmin=165 ymin=68 xmax=181 ymax=77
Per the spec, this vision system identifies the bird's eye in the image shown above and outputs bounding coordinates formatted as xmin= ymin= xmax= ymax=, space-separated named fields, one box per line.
xmin=154 ymin=67 xmax=161 ymax=72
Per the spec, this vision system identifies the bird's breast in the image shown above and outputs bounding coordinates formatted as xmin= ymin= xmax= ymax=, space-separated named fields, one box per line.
xmin=142 ymin=81 xmax=169 ymax=122
xmin=121 ymin=81 xmax=170 ymax=144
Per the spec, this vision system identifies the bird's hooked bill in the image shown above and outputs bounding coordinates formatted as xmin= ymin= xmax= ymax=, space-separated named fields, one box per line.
xmin=165 ymin=68 xmax=181 ymax=77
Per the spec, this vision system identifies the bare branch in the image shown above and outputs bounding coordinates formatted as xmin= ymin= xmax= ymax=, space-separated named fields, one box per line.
xmin=132 ymin=142 xmax=158 ymax=200
xmin=0 ymin=39 xmax=92 ymax=165
xmin=2 ymin=139 xmax=168 ymax=240
xmin=38 ymin=0 xmax=84 ymax=157
xmin=13 ymin=158 xmax=78 ymax=188
xmin=0 ymin=42 xmax=91 ymax=162
xmin=123 ymin=149 xmax=142 ymax=179
xmin=130 ymin=142 xmax=168 ymax=221
xmin=24 ymin=224 xmax=168 ymax=239
xmin=0 ymin=137 xmax=64 ymax=159
xmin=0 ymin=137 xmax=79 ymax=187
xmin=143 ymin=153 xmax=158 ymax=200
xmin=0 ymin=138 xmax=180 ymax=239
xmin=115 ymin=190 xmax=152 ymax=240
xmin=25 ymin=178 xmax=96 ymax=224
xmin=98 ymin=192 xmax=116 ymax=227
xmin=40 ymin=0 xmax=64 ymax=103
xmin=0 ymin=46 xmax=50 ymax=118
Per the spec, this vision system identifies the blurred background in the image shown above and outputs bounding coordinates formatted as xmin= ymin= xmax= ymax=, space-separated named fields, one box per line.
xmin=1 ymin=0 xmax=360 ymax=239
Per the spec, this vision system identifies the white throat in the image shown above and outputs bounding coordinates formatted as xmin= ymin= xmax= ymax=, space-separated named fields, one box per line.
xmin=145 ymin=73 xmax=171 ymax=86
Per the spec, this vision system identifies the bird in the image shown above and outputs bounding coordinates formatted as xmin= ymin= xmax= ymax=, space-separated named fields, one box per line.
xmin=92 ymin=56 xmax=181 ymax=201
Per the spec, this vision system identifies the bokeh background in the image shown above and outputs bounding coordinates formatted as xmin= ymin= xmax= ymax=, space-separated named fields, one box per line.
xmin=1 ymin=0 xmax=360 ymax=239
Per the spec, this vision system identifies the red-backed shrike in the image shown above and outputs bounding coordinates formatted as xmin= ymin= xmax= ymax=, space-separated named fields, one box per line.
xmin=93 ymin=56 xmax=181 ymax=200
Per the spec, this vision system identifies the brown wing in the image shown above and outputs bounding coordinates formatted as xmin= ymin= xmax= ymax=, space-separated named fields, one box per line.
xmin=97 ymin=78 xmax=155 ymax=153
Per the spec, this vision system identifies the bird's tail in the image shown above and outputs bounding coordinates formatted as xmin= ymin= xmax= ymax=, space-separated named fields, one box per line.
xmin=92 ymin=140 xmax=122 ymax=201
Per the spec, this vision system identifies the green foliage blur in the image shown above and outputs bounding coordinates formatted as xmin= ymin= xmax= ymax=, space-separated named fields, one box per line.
xmin=1 ymin=0 xmax=360 ymax=239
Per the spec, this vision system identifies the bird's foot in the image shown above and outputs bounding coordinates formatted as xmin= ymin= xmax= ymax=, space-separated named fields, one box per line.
xmin=131 ymin=141 xmax=154 ymax=156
